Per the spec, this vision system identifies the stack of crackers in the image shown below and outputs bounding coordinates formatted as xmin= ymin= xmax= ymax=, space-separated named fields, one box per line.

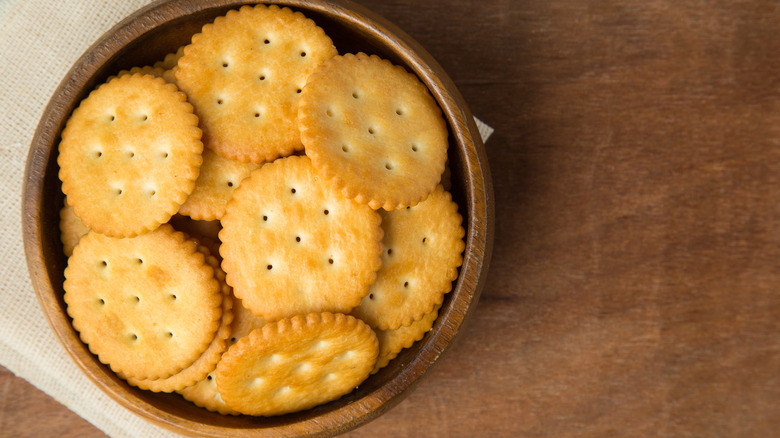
xmin=57 ymin=4 xmax=465 ymax=417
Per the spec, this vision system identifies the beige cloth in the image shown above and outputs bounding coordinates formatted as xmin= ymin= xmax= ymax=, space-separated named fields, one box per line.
xmin=0 ymin=1 xmax=493 ymax=436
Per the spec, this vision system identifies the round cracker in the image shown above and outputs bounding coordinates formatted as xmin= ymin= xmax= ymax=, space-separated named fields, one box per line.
xmin=58 ymin=73 xmax=203 ymax=237
xmin=178 ymin=148 xmax=260 ymax=220
xmin=175 ymin=4 xmax=337 ymax=163
xmin=219 ymin=155 xmax=383 ymax=322
xmin=298 ymin=52 xmax=449 ymax=210
xmin=350 ymin=185 xmax=465 ymax=330
xmin=126 ymin=241 xmax=233 ymax=392
xmin=215 ymin=312 xmax=378 ymax=416
xmin=63 ymin=225 xmax=223 ymax=380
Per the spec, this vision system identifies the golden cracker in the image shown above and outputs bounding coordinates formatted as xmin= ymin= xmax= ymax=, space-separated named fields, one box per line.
xmin=299 ymin=52 xmax=449 ymax=210
xmin=215 ymin=313 xmax=377 ymax=416
xmin=175 ymin=4 xmax=337 ymax=163
xmin=178 ymin=148 xmax=260 ymax=220
xmin=60 ymin=198 xmax=90 ymax=257
xmin=115 ymin=65 xmax=166 ymax=79
xmin=162 ymin=66 xmax=177 ymax=85
xmin=219 ymin=155 xmax=383 ymax=322
xmin=351 ymin=185 xmax=464 ymax=330
xmin=178 ymin=370 xmax=241 ymax=416
xmin=154 ymin=45 xmax=186 ymax=71
xmin=229 ymin=297 xmax=268 ymax=345
xmin=58 ymin=73 xmax=203 ymax=237
xmin=127 ymin=241 xmax=233 ymax=392
xmin=63 ymin=225 xmax=223 ymax=380
xmin=154 ymin=46 xmax=186 ymax=85
xmin=372 ymin=304 xmax=440 ymax=374
xmin=177 ymin=296 xmax=263 ymax=414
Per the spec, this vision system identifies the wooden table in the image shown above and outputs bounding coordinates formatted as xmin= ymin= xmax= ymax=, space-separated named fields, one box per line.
xmin=4 ymin=0 xmax=780 ymax=436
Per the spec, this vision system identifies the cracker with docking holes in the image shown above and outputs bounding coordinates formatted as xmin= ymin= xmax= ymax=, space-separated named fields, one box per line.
xmin=58 ymin=73 xmax=203 ymax=237
xmin=351 ymin=185 xmax=464 ymax=330
xmin=60 ymin=198 xmax=90 ymax=257
xmin=63 ymin=225 xmax=223 ymax=380
xmin=126 ymin=240 xmax=233 ymax=392
xmin=178 ymin=296 xmax=266 ymax=414
xmin=298 ymin=52 xmax=449 ymax=210
xmin=219 ymin=155 xmax=383 ymax=322
xmin=215 ymin=312 xmax=378 ymax=416
xmin=175 ymin=4 xmax=337 ymax=163
xmin=178 ymin=148 xmax=261 ymax=220
xmin=372 ymin=304 xmax=440 ymax=374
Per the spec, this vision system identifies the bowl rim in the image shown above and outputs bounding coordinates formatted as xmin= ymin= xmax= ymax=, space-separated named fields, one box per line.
xmin=21 ymin=0 xmax=494 ymax=436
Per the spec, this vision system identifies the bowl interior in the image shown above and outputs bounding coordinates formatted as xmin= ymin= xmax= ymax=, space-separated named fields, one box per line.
xmin=24 ymin=0 xmax=490 ymax=436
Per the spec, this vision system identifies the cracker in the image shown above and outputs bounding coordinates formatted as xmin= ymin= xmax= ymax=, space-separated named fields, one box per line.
xmin=154 ymin=46 xmax=186 ymax=84
xmin=350 ymin=185 xmax=464 ymax=330
xmin=219 ymin=155 xmax=383 ymax=321
xmin=372 ymin=304 xmax=440 ymax=374
xmin=178 ymin=370 xmax=241 ymax=416
xmin=60 ymin=198 xmax=90 ymax=257
xmin=178 ymin=148 xmax=260 ymax=220
xmin=177 ymin=296 xmax=264 ymax=414
xmin=175 ymin=4 xmax=337 ymax=163
xmin=229 ymin=297 xmax=268 ymax=345
xmin=215 ymin=312 xmax=377 ymax=416
xmin=127 ymin=241 xmax=233 ymax=392
xmin=298 ymin=52 xmax=449 ymax=210
xmin=115 ymin=65 xmax=166 ymax=79
xmin=176 ymin=295 xmax=264 ymax=414
xmin=162 ymin=67 xmax=178 ymax=85
xmin=154 ymin=45 xmax=185 ymax=71
xmin=63 ymin=225 xmax=223 ymax=380
xmin=58 ymin=73 xmax=203 ymax=237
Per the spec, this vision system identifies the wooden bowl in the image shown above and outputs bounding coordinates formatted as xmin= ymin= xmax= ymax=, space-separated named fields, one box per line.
xmin=22 ymin=0 xmax=493 ymax=436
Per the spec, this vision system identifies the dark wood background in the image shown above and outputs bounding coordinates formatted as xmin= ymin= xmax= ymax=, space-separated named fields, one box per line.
xmin=4 ymin=0 xmax=780 ymax=436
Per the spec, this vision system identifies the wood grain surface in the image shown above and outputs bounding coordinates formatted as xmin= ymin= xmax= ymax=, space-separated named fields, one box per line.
xmin=5 ymin=0 xmax=780 ymax=436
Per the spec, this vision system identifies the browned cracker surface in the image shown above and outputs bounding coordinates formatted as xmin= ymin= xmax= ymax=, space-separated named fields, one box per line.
xmin=175 ymin=4 xmax=337 ymax=163
xmin=351 ymin=185 xmax=465 ymax=330
xmin=60 ymin=198 xmax=90 ymax=257
xmin=177 ymin=295 xmax=264 ymax=414
xmin=178 ymin=148 xmax=260 ymax=220
xmin=372 ymin=304 xmax=440 ymax=374
xmin=126 ymin=241 xmax=233 ymax=392
xmin=63 ymin=225 xmax=223 ymax=380
xmin=58 ymin=73 xmax=202 ymax=237
xmin=299 ymin=52 xmax=449 ymax=210
xmin=219 ymin=155 xmax=383 ymax=322
xmin=216 ymin=312 xmax=377 ymax=416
